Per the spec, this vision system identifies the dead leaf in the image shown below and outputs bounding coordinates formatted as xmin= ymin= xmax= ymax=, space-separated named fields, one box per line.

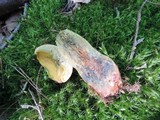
xmin=5 ymin=12 xmax=21 ymax=33
xmin=62 ymin=0 xmax=91 ymax=13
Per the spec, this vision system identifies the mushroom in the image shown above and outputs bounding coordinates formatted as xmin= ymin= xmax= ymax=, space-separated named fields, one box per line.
xmin=56 ymin=29 xmax=122 ymax=102
xmin=35 ymin=30 xmax=140 ymax=103
xmin=34 ymin=44 xmax=73 ymax=83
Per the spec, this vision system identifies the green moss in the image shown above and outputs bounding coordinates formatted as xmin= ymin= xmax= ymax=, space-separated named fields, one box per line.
xmin=0 ymin=0 xmax=160 ymax=119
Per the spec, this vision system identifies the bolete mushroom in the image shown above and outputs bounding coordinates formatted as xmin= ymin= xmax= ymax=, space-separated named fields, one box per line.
xmin=35 ymin=29 xmax=123 ymax=103
xmin=34 ymin=44 xmax=73 ymax=83
xmin=56 ymin=29 xmax=122 ymax=102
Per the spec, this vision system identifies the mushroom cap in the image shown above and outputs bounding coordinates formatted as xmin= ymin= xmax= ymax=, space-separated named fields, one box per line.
xmin=35 ymin=44 xmax=73 ymax=83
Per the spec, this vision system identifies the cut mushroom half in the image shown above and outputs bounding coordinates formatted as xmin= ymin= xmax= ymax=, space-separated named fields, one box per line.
xmin=35 ymin=30 xmax=140 ymax=104
xmin=34 ymin=44 xmax=73 ymax=83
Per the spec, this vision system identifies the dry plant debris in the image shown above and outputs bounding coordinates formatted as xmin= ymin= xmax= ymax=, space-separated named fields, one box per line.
xmin=129 ymin=0 xmax=148 ymax=61
xmin=62 ymin=0 xmax=90 ymax=13
xmin=21 ymin=89 xmax=44 ymax=120
xmin=0 ymin=3 xmax=28 ymax=49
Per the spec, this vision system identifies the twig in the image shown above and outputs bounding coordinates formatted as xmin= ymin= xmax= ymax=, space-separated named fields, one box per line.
xmin=11 ymin=63 xmax=47 ymax=99
xmin=36 ymin=66 xmax=43 ymax=104
xmin=129 ymin=0 xmax=148 ymax=60
xmin=15 ymin=81 xmax=28 ymax=97
xmin=147 ymin=1 xmax=160 ymax=5
xmin=134 ymin=63 xmax=147 ymax=70
xmin=127 ymin=63 xmax=147 ymax=70
xmin=21 ymin=104 xmax=37 ymax=110
xmin=28 ymin=89 xmax=44 ymax=120
xmin=115 ymin=7 xmax=120 ymax=18
xmin=14 ymin=63 xmax=37 ymax=87
xmin=23 ymin=3 xmax=28 ymax=17
xmin=11 ymin=65 xmax=37 ymax=89
xmin=36 ymin=66 xmax=42 ymax=86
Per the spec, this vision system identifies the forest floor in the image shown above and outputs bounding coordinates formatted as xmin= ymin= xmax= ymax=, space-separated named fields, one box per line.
xmin=0 ymin=0 xmax=160 ymax=119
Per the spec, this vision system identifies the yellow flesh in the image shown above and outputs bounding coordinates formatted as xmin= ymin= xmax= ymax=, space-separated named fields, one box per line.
xmin=36 ymin=51 xmax=64 ymax=83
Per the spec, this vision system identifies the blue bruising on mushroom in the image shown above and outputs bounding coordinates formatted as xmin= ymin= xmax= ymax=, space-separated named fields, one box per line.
xmin=80 ymin=58 xmax=115 ymax=88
